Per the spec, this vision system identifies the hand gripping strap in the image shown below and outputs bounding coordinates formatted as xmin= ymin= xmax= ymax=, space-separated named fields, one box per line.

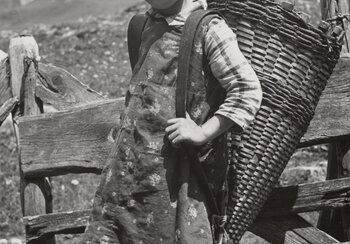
xmin=176 ymin=8 xmax=223 ymax=218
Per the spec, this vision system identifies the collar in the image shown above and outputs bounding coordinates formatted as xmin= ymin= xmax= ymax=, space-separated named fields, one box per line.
xmin=146 ymin=0 xmax=207 ymax=26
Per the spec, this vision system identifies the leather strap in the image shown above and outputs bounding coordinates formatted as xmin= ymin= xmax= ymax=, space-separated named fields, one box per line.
xmin=177 ymin=9 xmax=222 ymax=216
xmin=127 ymin=14 xmax=149 ymax=71
xmin=176 ymin=9 xmax=220 ymax=118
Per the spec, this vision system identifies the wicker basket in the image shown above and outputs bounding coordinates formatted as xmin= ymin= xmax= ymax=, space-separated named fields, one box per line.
xmin=207 ymin=0 xmax=342 ymax=242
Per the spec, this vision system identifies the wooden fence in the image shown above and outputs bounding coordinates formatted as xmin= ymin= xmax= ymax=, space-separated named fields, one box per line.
xmin=1 ymin=1 xmax=350 ymax=242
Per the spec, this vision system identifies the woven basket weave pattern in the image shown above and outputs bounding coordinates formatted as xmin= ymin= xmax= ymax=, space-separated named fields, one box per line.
xmin=208 ymin=0 xmax=341 ymax=242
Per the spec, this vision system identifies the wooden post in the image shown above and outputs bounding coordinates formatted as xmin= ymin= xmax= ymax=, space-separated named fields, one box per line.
xmin=320 ymin=0 xmax=350 ymax=52
xmin=0 ymin=50 xmax=7 ymax=61
xmin=0 ymin=50 xmax=17 ymax=126
xmin=9 ymin=36 xmax=55 ymax=244
xmin=318 ymin=0 xmax=350 ymax=241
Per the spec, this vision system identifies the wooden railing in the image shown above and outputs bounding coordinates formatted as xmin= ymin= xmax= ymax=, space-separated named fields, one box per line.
xmin=1 ymin=33 xmax=350 ymax=243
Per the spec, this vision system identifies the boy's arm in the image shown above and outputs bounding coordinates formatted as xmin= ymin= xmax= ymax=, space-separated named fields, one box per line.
xmin=166 ymin=16 xmax=262 ymax=147
xmin=166 ymin=113 xmax=236 ymax=146
xmin=204 ymin=17 xmax=262 ymax=131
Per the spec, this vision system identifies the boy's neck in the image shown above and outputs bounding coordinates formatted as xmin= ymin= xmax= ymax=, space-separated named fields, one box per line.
xmin=154 ymin=0 xmax=184 ymax=17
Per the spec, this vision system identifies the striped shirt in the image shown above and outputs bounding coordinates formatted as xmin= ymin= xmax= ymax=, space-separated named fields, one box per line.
xmin=148 ymin=0 xmax=262 ymax=131
xmin=205 ymin=18 xmax=262 ymax=131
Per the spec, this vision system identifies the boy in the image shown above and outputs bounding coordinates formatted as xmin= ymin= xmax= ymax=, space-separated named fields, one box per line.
xmin=82 ymin=0 xmax=262 ymax=243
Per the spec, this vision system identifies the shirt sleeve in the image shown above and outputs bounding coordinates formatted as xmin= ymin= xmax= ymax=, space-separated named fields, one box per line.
xmin=204 ymin=17 xmax=263 ymax=132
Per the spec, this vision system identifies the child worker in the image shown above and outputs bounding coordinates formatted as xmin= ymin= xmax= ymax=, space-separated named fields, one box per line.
xmin=82 ymin=0 xmax=262 ymax=243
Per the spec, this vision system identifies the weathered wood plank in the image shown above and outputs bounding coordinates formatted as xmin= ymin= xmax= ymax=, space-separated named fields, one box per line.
xmin=18 ymin=57 xmax=350 ymax=173
xmin=317 ymin=1 xmax=350 ymax=242
xmin=0 ymin=55 xmax=17 ymax=127
xmin=23 ymin=211 xmax=339 ymax=243
xmin=9 ymin=35 xmax=40 ymax=99
xmin=9 ymin=35 xmax=55 ymax=244
xmin=318 ymin=142 xmax=350 ymax=241
xmin=0 ymin=50 xmax=7 ymax=61
xmin=23 ymin=210 xmax=89 ymax=242
xmin=300 ymin=55 xmax=350 ymax=147
xmin=261 ymin=177 xmax=350 ymax=217
xmin=19 ymin=98 xmax=124 ymax=177
xmin=0 ymin=97 xmax=18 ymax=127
xmin=251 ymin=215 xmax=339 ymax=244
xmin=36 ymin=63 xmax=105 ymax=111
xmin=16 ymin=86 xmax=350 ymax=177
xmin=19 ymin=117 xmax=350 ymax=212
xmin=0 ymin=57 xmax=13 ymax=113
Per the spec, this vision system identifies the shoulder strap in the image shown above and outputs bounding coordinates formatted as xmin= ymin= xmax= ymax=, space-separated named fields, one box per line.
xmin=177 ymin=10 xmax=229 ymax=241
xmin=177 ymin=8 xmax=221 ymax=213
xmin=176 ymin=9 xmax=220 ymax=118
xmin=127 ymin=14 xmax=149 ymax=71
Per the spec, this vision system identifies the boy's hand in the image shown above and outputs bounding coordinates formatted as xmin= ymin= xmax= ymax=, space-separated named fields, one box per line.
xmin=165 ymin=113 xmax=207 ymax=147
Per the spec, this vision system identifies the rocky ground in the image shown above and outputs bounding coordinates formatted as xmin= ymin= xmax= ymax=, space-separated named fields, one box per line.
xmin=0 ymin=0 xmax=328 ymax=243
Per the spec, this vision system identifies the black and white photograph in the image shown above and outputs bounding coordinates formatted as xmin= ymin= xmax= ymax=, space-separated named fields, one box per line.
xmin=0 ymin=0 xmax=349 ymax=243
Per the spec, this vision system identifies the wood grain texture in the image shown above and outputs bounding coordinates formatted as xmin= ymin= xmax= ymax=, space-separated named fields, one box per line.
xmin=9 ymin=35 xmax=40 ymax=99
xmin=261 ymin=177 xmax=350 ymax=217
xmin=300 ymin=56 xmax=350 ymax=147
xmin=0 ymin=50 xmax=7 ymax=61
xmin=23 ymin=62 xmax=55 ymax=244
xmin=318 ymin=142 xmax=350 ymax=241
xmin=9 ymin=36 xmax=55 ymax=244
xmin=23 ymin=210 xmax=89 ymax=242
xmin=0 ymin=58 xmax=13 ymax=113
xmin=18 ymin=58 xmax=350 ymax=169
xmin=22 ymin=177 xmax=350 ymax=241
xmin=251 ymin=215 xmax=339 ymax=244
xmin=23 ymin=211 xmax=339 ymax=243
xmin=18 ymin=72 xmax=350 ymax=176
xmin=317 ymin=1 xmax=350 ymax=242
xmin=36 ymin=63 xmax=105 ymax=111
xmin=18 ymin=98 xmax=124 ymax=177
xmin=0 ymin=97 xmax=18 ymax=126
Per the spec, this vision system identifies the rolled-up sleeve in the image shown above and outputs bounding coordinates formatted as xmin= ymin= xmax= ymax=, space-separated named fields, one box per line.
xmin=204 ymin=18 xmax=262 ymax=131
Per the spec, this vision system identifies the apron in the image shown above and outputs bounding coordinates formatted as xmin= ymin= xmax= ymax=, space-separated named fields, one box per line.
xmin=82 ymin=16 xmax=229 ymax=244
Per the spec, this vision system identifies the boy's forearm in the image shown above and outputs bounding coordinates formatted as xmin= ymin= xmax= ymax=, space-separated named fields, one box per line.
xmin=200 ymin=114 xmax=237 ymax=143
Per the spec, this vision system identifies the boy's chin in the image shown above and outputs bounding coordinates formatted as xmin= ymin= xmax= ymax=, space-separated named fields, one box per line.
xmin=146 ymin=0 xmax=181 ymax=10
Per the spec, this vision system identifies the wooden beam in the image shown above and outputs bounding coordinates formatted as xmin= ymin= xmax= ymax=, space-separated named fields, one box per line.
xmin=18 ymin=98 xmax=124 ymax=177
xmin=261 ymin=177 xmax=350 ymax=217
xmin=16 ymin=83 xmax=350 ymax=177
xmin=20 ymin=125 xmax=350 ymax=213
xmin=251 ymin=215 xmax=339 ymax=244
xmin=299 ymin=56 xmax=350 ymax=147
xmin=21 ymin=59 xmax=350 ymax=162
xmin=318 ymin=142 xmax=350 ymax=241
xmin=9 ymin=35 xmax=55 ymax=244
xmin=0 ymin=97 xmax=18 ymax=126
xmin=36 ymin=63 xmax=105 ymax=111
xmin=0 ymin=58 xmax=11 ymax=104
xmin=22 ymin=177 xmax=350 ymax=242
xmin=9 ymin=35 xmax=40 ymax=99
xmin=0 ymin=55 xmax=13 ymax=125
xmin=318 ymin=0 xmax=350 ymax=242
xmin=0 ymin=50 xmax=7 ymax=61
xmin=23 ymin=211 xmax=339 ymax=243
xmin=23 ymin=210 xmax=89 ymax=242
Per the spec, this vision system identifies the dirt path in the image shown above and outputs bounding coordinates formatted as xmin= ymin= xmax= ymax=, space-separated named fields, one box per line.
xmin=0 ymin=0 xmax=141 ymax=31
